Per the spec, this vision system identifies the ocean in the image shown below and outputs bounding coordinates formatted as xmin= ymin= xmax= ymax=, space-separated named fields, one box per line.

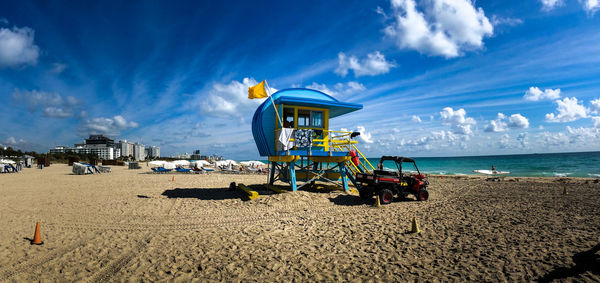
xmin=256 ymin=151 xmax=600 ymax=178
xmin=367 ymin=151 xmax=600 ymax=178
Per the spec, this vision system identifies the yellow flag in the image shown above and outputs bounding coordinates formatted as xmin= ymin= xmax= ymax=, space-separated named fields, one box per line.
xmin=248 ymin=80 xmax=268 ymax=99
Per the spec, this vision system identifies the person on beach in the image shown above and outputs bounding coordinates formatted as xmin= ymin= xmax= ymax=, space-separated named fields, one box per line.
xmin=492 ymin=165 xmax=495 ymax=172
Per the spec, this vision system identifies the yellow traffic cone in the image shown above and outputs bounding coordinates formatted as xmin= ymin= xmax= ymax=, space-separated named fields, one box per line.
xmin=375 ymin=196 xmax=381 ymax=207
xmin=411 ymin=217 xmax=420 ymax=234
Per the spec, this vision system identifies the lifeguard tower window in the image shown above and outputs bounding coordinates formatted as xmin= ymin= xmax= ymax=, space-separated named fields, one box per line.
xmin=283 ymin=108 xmax=295 ymax=128
xmin=298 ymin=110 xmax=323 ymax=128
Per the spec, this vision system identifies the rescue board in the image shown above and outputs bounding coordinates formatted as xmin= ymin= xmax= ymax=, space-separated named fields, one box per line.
xmin=473 ymin=169 xmax=510 ymax=175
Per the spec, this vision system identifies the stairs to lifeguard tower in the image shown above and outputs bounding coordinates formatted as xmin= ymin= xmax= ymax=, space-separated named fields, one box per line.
xmin=329 ymin=133 xmax=375 ymax=186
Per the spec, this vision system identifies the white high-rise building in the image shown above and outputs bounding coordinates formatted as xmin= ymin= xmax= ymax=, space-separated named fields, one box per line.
xmin=146 ymin=146 xmax=160 ymax=158
xmin=119 ymin=140 xmax=134 ymax=159
xmin=133 ymin=143 xmax=146 ymax=161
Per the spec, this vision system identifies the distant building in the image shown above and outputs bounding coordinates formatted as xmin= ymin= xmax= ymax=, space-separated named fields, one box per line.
xmin=119 ymin=140 xmax=134 ymax=159
xmin=49 ymin=135 xmax=158 ymax=161
xmin=50 ymin=144 xmax=115 ymax=160
xmin=190 ymin=150 xmax=201 ymax=160
xmin=133 ymin=142 xmax=145 ymax=161
xmin=86 ymin=135 xmax=115 ymax=147
xmin=146 ymin=146 xmax=160 ymax=159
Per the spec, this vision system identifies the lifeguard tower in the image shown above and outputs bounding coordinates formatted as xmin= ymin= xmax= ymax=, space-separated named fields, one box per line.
xmin=251 ymin=88 xmax=375 ymax=192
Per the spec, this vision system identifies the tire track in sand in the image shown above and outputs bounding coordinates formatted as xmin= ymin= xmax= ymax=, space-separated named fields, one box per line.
xmin=0 ymin=236 xmax=94 ymax=281
xmin=46 ymin=204 xmax=375 ymax=233
xmin=86 ymin=234 xmax=154 ymax=283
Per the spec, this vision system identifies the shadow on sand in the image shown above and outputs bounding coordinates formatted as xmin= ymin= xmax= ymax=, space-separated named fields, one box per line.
xmin=328 ymin=194 xmax=419 ymax=206
xmin=537 ymin=243 xmax=600 ymax=282
xmin=328 ymin=194 xmax=367 ymax=206
xmin=159 ymin=186 xmax=276 ymax=201
xmin=160 ymin=187 xmax=244 ymax=201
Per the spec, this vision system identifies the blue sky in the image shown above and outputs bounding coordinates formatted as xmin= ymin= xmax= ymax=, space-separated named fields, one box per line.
xmin=1 ymin=0 xmax=599 ymax=158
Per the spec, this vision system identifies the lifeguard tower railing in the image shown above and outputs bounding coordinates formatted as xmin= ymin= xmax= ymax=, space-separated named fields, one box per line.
xmin=269 ymin=128 xmax=375 ymax=190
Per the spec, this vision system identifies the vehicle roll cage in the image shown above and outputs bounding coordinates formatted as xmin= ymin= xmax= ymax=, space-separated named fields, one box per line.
xmin=377 ymin=156 xmax=422 ymax=175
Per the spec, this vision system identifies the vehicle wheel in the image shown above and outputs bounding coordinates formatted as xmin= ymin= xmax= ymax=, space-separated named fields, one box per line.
xmin=379 ymin=189 xmax=394 ymax=205
xmin=417 ymin=188 xmax=429 ymax=201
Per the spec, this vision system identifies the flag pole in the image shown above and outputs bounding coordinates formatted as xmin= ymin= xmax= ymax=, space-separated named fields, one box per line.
xmin=265 ymin=80 xmax=284 ymax=128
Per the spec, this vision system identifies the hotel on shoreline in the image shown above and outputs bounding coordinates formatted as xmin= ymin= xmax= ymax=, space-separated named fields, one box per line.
xmin=49 ymin=135 xmax=160 ymax=161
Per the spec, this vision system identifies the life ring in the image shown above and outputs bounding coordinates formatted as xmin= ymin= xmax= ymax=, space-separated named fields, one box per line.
xmin=350 ymin=150 xmax=360 ymax=167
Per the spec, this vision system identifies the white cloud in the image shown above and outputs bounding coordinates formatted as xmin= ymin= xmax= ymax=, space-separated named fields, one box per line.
xmin=491 ymin=15 xmax=523 ymax=27
xmin=397 ymin=130 xmax=462 ymax=149
xmin=305 ymin=81 xmax=366 ymax=97
xmin=592 ymin=117 xmax=600 ymax=128
xmin=508 ymin=114 xmax=529 ymax=129
xmin=540 ymin=0 xmax=563 ymax=10
xmin=524 ymin=87 xmax=561 ymax=101
xmin=200 ymin=78 xmax=271 ymax=122
xmin=582 ymin=0 xmax=600 ymax=14
xmin=335 ymin=81 xmax=366 ymax=94
xmin=50 ymin=62 xmax=67 ymax=74
xmin=566 ymin=126 xmax=600 ymax=144
xmin=517 ymin=133 xmax=528 ymax=148
xmin=411 ymin=115 xmax=422 ymax=123
xmin=382 ymin=0 xmax=493 ymax=58
xmin=440 ymin=107 xmax=476 ymax=135
xmin=590 ymin=98 xmax=600 ymax=114
xmin=0 ymin=136 xmax=32 ymax=150
xmin=79 ymin=115 xmax=138 ymax=137
xmin=4 ymin=136 xmax=24 ymax=146
xmin=12 ymin=89 xmax=82 ymax=118
xmin=335 ymin=51 xmax=395 ymax=77
xmin=0 ymin=26 xmax=39 ymax=68
xmin=305 ymin=82 xmax=336 ymax=95
xmin=356 ymin=126 xmax=374 ymax=143
xmin=484 ymin=113 xmax=528 ymax=132
xmin=538 ymin=131 xmax=569 ymax=147
xmin=499 ymin=133 xmax=510 ymax=148
xmin=484 ymin=112 xmax=507 ymax=132
xmin=545 ymin=97 xmax=588 ymax=122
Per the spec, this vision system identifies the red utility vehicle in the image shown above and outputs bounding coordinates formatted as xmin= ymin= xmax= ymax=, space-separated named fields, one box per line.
xmin=355 ymin=156 xmax=429 ymax=204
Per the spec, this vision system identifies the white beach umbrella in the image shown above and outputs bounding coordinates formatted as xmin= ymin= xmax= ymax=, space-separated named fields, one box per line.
xmin=224 ymin=159 xmax=238 ymax=166
xmin=248 ymin=160 xmax=266 ymax=167
xmin=162 ymin=162 xmax=176 ymax=169
xmin=193 ymin=160 xmax=211 ymax=167
xmin=0 ymin=159 xmax=15 ymax=164
xmin=148 ymin=160 xmax=166 ymax=167
xmin=239 ymin=161 xmax=252 ymax=167
xmin=214 ymin=160 xmax=228 ymax=167
xmin=172 ymin=160 xmax=191 ymax=167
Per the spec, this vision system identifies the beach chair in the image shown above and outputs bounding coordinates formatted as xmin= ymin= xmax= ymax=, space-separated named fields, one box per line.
xmin=90 ymin=165 xmax=101 ymax=174
xmin=157 ymin=167 xmax=172 ymax=173
xmin=98 ymin=166 xmax=111 ymax=173
xmin=151 ymin=167 xmax=160 ymax=173
xmin=201 ymin=167 xmax=214 ymax=172
xmin=176 ymin=167 xmax=192 ymax=173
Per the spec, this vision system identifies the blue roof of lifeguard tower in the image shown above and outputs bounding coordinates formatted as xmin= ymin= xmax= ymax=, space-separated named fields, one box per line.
xmin=252 ymin=88 xmax=363 ymax=156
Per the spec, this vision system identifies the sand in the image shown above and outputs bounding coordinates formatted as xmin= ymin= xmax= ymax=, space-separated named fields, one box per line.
xmin=0 ymin=164 xmax=599 ymax=281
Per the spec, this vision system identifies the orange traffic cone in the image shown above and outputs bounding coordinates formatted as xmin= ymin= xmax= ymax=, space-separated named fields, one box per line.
xmin=172 ymin=175 xmax=175 ymax=182
xmin=441 ymin=175 xmax=443 ymax=180
xmin=31 ymin=222 xmax=43 ymax=245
